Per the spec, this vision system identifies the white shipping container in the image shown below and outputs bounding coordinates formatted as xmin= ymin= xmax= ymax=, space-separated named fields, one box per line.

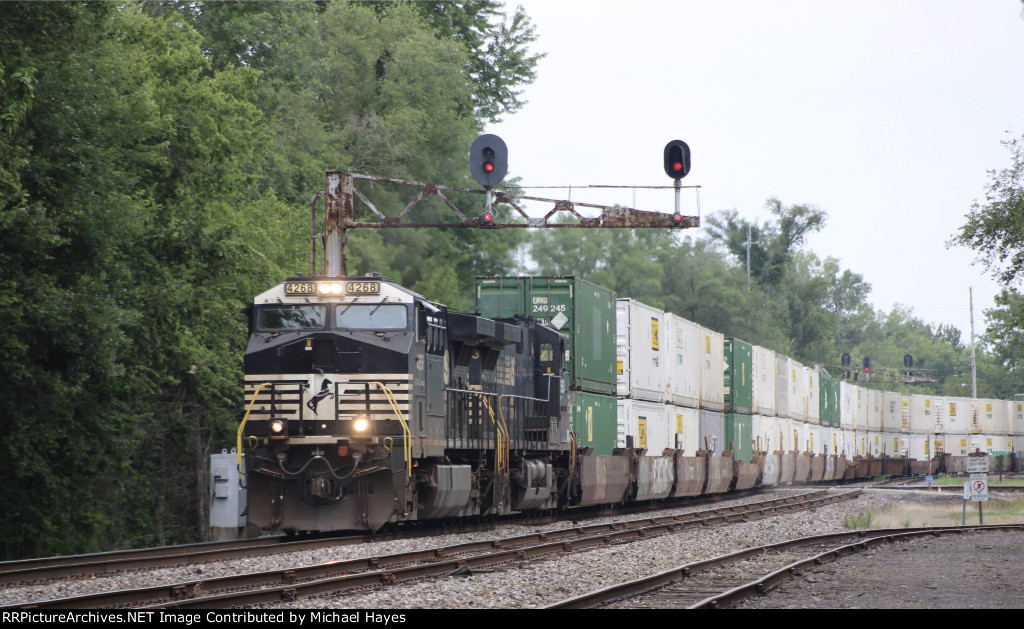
xmin=825 ymin=427 xmax=841 ymax=456
xmin=947 ymin=432 xmax=971 ymax=456
xmin=805 ymin=422 xmax=821 ymax=454
xmin=699 ymin=327 xmax=725 ymax=411
xmin=866 ymin=389 xmax=884 ymax=431
xmin=854 ymin=431 xmax=868 ymax=457
xmin=617 ymin=398 xmax=671 ymax=454
xmin=853 ymin=385 xmax=868 ymax=430
xmin=752 ymin=414 xmax=764 ymax=452
xmin=805 ymin=368 xmax=820 ymax=424
xmin=883 ymin=431 xmax=904 ymax=457
xmin=842 ymin=429 xmax=857 ymax=457
xmin=755 ymin=414 xmax=783 ymax=454
xmin=894 ymin=435 xmax=909 ymax=457
xmin=993 ymin=435 xmax=1014 ymax=456
xmin=868 ymin=431 xmax=883 ymax=457
xmin=908 ymin=433 xmax=933 ymax=461
xmin=665 ymin=314 xmax=701 ymax=408
xmin=616 ymin=299 xmax=667 ymax=402
xmin=971 ymin=434 xmax=992 ymax=455
xmin=944 ymin=397 xmax=972 ymax=433
xmin=1007 ymin=401 xmax=1024 ymax=436
xmin=1009 ymin=400 xmax=1024 ymax=435
xmin=670 ymin=405 xmax=700 ymax=455
xmin=839 ymin=382 xmax=857 ymax=430
xmin=818 ymin=425 xmax=832 ymax=455
xmin=970 ymin=434 xmax=1012 ymax=455
xmin=788 ymin=359 xmax=806 ymax=421
xmin=782 ymin=417 xmax=802 ymax=452
xmin=909 ymin=394 xmax=939 ymax=433
xmin=752 ymin=346 xmax=777 ymax=416
xmin=774 ymin=354 xmax=789 ymax=419
xmin=977 ymin=399 xmax=1008 ymax=434
xmin=882 ymin=391 xmax=903 ymax=431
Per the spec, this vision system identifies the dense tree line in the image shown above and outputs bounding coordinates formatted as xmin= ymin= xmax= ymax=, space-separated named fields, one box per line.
xmin=0 ymin=1 xmax=1019 ymax=560
xmin=0 ymin=0 xmax=539 ymax=559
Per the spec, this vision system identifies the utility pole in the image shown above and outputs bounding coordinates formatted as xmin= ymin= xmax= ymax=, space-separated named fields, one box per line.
xmin=745 ymin=223 xmax=760 ymax=290
xmin=969 ymin=287 xmax=977 ymax=399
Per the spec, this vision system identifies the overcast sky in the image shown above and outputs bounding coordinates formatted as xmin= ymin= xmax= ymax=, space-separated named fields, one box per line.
xmin=490 ymin=0 xmax=1024 ymax=341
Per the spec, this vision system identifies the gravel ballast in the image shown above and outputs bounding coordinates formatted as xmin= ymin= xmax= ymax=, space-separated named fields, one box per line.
xmin=1 ymin=488 xmax=992 ymax=609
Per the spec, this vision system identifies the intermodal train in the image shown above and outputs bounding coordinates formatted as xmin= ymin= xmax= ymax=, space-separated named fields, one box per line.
xmin=238 ymin=273 xmax=1024 ymax=533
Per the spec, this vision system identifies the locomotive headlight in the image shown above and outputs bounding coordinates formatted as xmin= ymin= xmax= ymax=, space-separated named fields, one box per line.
xmin=318 ymin=282 xmax=343 ymax=295
xmin=270 ymin=420 xmax=285 ymax=434
xmin=353 ymin=417 xmax=369 ymax=432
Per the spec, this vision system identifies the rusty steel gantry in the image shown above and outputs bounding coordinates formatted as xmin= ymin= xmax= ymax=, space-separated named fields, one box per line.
xmin=314 ymin=171 xmax=701 ymax=277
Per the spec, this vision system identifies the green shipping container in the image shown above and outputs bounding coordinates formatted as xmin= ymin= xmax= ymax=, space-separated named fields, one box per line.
xmin=724 ymin=413 xmax=754 ymax=463
xmin=476 ymin=276 xmax=616 ymax=395
xmin=723 ymin=338 xmax=753 ymax=415
xmin=819 ymin=373 xmax=840 ymax=427
xmin=571 ymin=391 xmax=618 ymax=455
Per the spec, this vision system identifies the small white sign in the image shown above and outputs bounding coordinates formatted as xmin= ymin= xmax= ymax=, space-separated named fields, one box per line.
xmin=549 ymin=311 xmax=569 ymax=330
xmin=966 ymin=456 xmax=990 ymax=473
xmin=969 ymin=473 xmax=988 ymax=502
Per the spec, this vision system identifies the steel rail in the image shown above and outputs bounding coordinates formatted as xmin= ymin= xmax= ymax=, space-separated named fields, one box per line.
xmin=543 ymin=523 xmax=1024 ymax=609
xmin=0 ymin=486 xmax=790 ymax=586
xmin=6 ymin=491 xmax=857 ymax=609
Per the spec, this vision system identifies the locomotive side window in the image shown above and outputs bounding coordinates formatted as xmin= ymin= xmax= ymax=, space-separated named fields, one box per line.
xmin=336 ymin=304 xmax=409 ymax=330
xmin=539 ymin=343 xmax=554 ymax=364
xmin=257 ymin=305 xmax=326 ymax=330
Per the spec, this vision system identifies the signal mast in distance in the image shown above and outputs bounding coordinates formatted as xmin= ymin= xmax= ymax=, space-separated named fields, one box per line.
xmin=663 ymin=139 xmax=691 ymax=223
xmin=470 ymin=134 xmax=508 ymax=225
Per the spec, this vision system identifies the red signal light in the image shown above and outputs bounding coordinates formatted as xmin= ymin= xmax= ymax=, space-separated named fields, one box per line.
xmin=672 ymin=213 xmax=683 ymax=224
xmin=481 ymin=210 xmax=494 ymax=223
xmin=483 ymin=161 xmax=495 ymax=173
xmin=672 ymin=161 xmax=684 ymax=172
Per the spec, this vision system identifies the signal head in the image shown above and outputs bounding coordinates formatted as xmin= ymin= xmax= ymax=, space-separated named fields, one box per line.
xmin=470 ymin=134 xmax=508 ymax=188
xmin=663 ymin=139 xmax=691 ymax=180
xmin=479 ymin=210 xmax=495 ymax=225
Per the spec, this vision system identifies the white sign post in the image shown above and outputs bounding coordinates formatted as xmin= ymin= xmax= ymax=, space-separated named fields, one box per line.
xmin=968 ymin=471 xmax=988 ymax=525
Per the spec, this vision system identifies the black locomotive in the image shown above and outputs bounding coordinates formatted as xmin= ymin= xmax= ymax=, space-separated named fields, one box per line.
xmin=241 ymin=273 xmax=573 ymax=532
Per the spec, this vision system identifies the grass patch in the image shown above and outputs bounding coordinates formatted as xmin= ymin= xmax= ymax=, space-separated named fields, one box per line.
xmin=929 ymin=474 xmax=1024 ymax=487
xmin=951 ymin=498 xmax=1024 ymax=526
xmin=843 ymin=511 xmax=876 ymax=529
xmin=843 ymin=497 xmax=1024 ymax=529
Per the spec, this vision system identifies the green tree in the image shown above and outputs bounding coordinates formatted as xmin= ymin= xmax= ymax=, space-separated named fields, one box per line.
xmin=0 ymin=2 xmax=289 ymax=557
xmin=705 ymin=198 xmax=827 ymax=289
xmin=979 ymin=289 xmax=1024 ymax=398
xmin=951 ymin=133 xmax=1024 ymax=289
xmin=354 ymin=0 xmax=544 ymax=122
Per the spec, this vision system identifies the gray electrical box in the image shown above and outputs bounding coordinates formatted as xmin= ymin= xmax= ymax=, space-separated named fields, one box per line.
xmin=209 ymin=449 xmax=246 ymax=541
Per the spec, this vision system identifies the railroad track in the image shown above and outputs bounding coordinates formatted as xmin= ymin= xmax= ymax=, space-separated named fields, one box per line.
xmin=0 ymin=486 xmax=761 ymax=587
xmin=0 ymin=520 xmax=506 ymax=587
xmin=4 ymin=490 xmax=857 ymax=609
xmin=542 ymin=523 xmax=1024 ymax=609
